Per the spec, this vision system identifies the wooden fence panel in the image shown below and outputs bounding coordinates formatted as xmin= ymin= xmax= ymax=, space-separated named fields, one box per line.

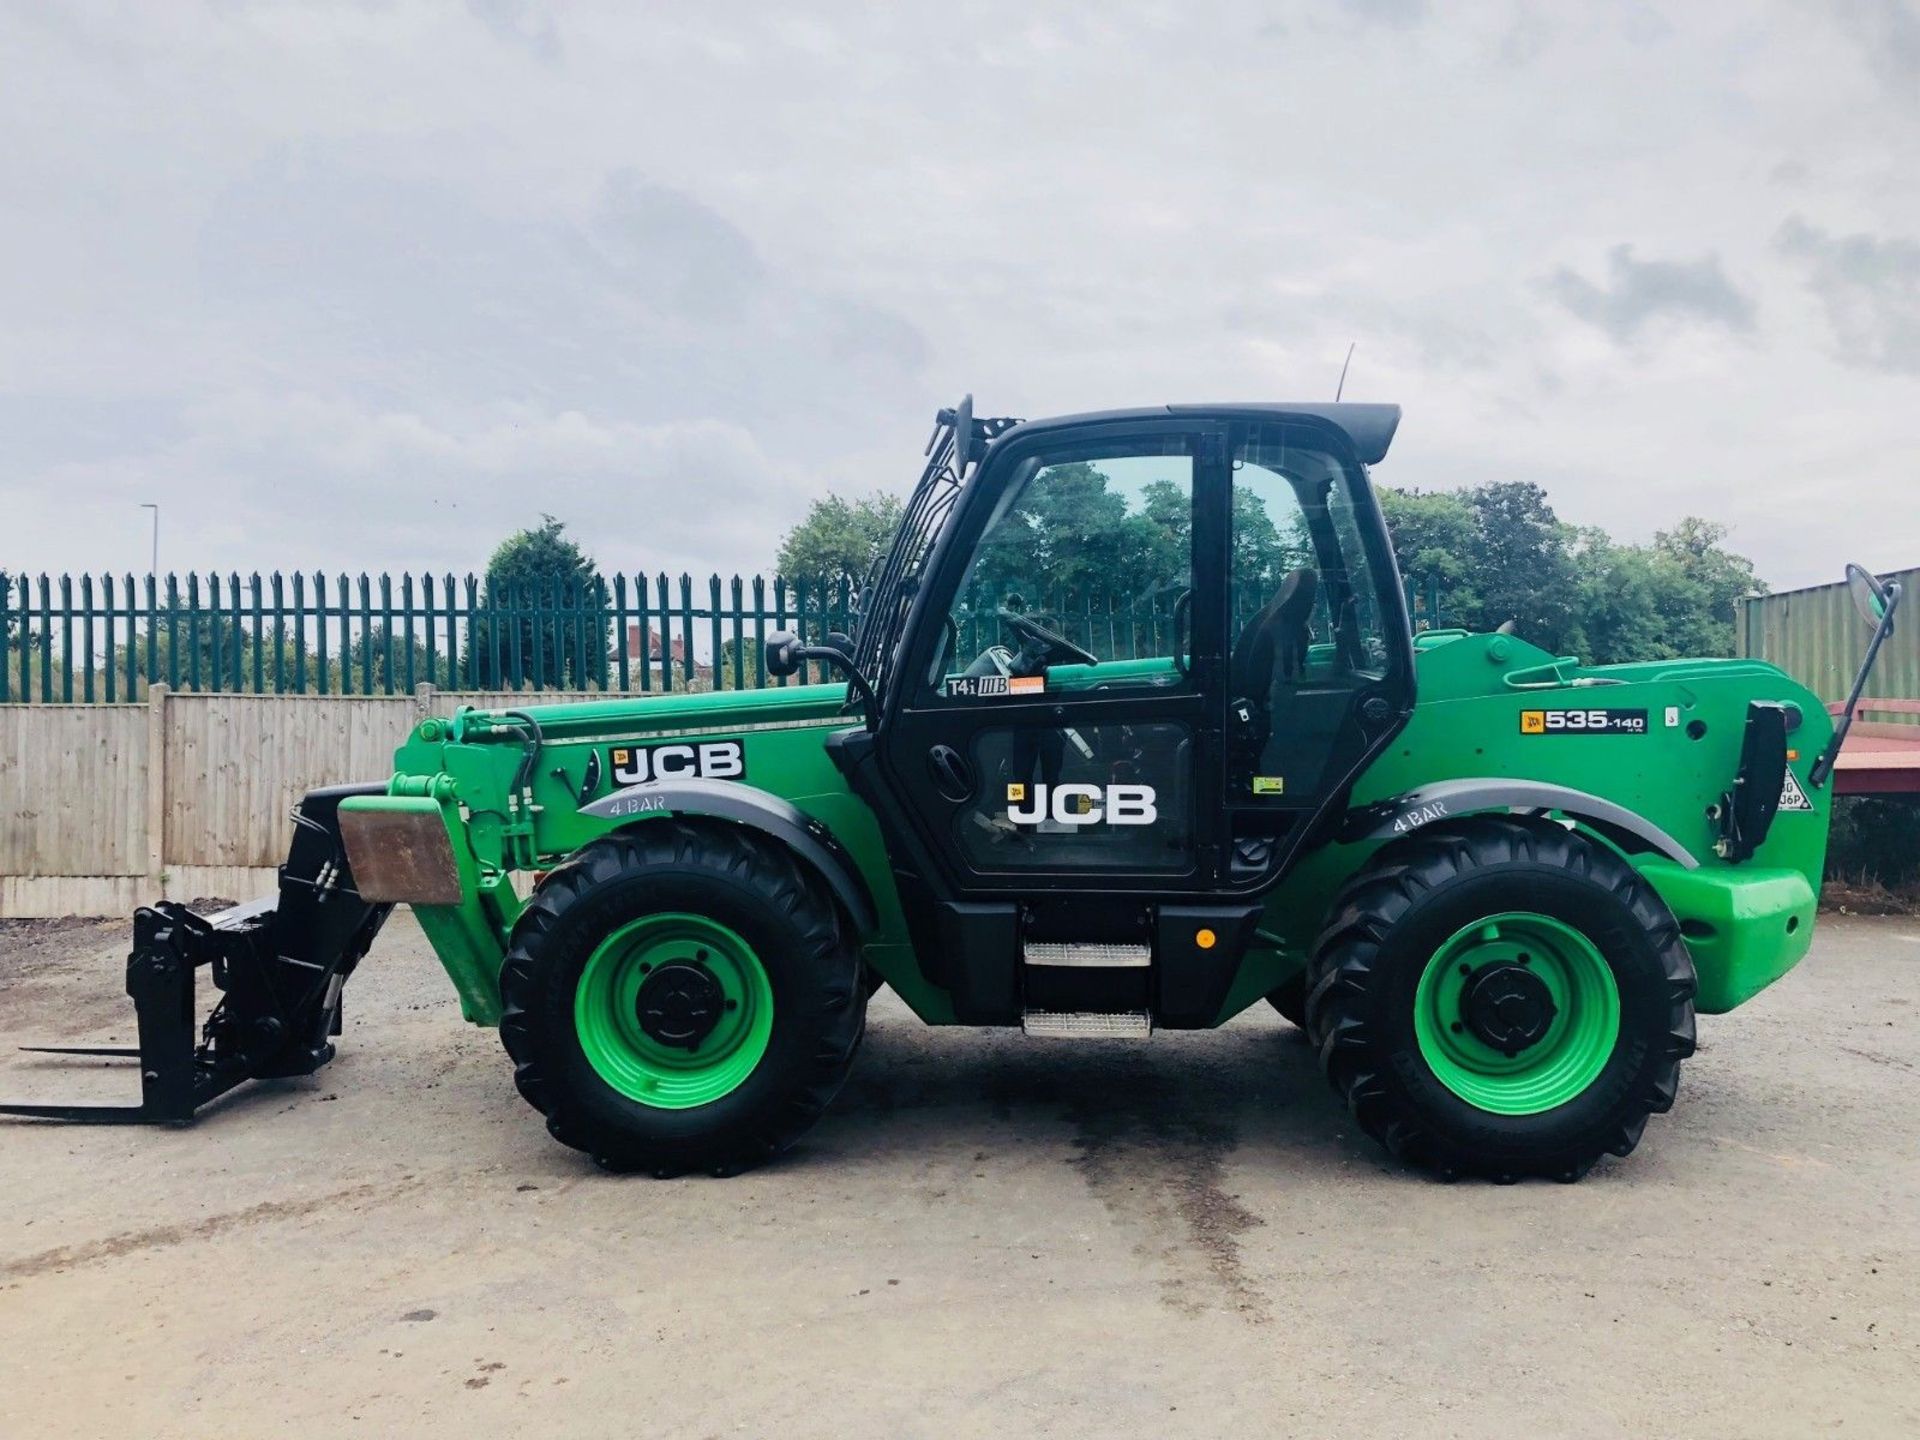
xmin=0 ymin=705 xmax=147 ymax=879
xmin=162 ymin=693 xmax=422 ymax=868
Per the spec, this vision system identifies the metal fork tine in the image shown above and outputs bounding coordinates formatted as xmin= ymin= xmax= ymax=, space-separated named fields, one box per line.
xmin=18 ymin=1045 xmax=142 ymax=1058
xmin=0 ymin=1102 xmax=159 ymax=1124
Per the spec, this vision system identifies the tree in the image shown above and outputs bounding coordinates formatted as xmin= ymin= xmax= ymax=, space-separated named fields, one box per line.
xmin=716 ymin=635 xmax=763 ymax=690
xmin=116 ymin=609 xmax=260 ymax=688
xmin=1 ymin=571 xmax=21 ymax=696
xmin=1378 ymin=488 xmax=1482 ymax=625
xmin=1229 ymin=486 xmax=1309 ymax=603
xmin=1567 ymin=528 xmax=1670 ymax=664
xmin=1380 ymin=482 xmax=1573 ymax=643
xmin=1650 ymin=518 xmax=1763 ymax=656
xmin=347 ymin=623 xmax=436 ymax=692
xmin=776 ymin=492 xmax=905 ymax=584
xmin=467 ymin=517 xmax=607 ymax=688
xmin=1378 ymin=483 xmax=1766 ymax=662
xmin=954 ymin=461 xmax=1192 ymax=651
xmin=1462 ymin=481 xmax=1584 ymax=653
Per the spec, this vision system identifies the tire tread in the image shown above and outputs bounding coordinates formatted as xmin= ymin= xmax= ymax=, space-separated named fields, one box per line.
xmin=1302 ymin=815 xmax=1697 ymax=1181
xmin=497 ymin=821 xmax=866 ymax=1176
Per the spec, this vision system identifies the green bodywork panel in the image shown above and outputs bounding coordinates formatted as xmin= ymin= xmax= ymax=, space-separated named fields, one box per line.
xmin=1250 ymin=632 xmax=1832 ymax=1016
xmin=354 ymin=683 xmax=943 ymax=1027
xmin=340 ymin=791 xmax=522 ymax=1024
xmin=349 ymin=631 xmax=1833 ymax=1031
xmin=1637 ymin=861 xmax=1816 ymax=1012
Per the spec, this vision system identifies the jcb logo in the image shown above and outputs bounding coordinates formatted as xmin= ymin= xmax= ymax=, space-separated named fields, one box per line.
xmin=610 ymin=739 xmax=746 ymax=786
xmin=1006 ymin=783 xmax=1158 ymax=827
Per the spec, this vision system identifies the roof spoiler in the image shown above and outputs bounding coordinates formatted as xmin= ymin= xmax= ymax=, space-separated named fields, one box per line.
xmin=1168 ymin=402 xmax=1402 ymax=464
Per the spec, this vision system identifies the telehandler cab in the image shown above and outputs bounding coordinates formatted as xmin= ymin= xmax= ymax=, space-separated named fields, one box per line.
xmin=5 ymin=399 xmax=1901 ymax=1183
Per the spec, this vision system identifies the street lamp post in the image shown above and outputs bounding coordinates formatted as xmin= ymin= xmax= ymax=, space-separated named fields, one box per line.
xmin=140 ymin=503 xmax=159 ymax=575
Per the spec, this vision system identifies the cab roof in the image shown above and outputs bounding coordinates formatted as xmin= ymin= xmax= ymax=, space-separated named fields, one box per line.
xmin=992 ymin=402 xmax=1402 ymax=466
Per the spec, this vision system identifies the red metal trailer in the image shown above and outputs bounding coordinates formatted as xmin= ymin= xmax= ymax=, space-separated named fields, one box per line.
xmin=1830 ymin=699 xmax=1920 ymax=795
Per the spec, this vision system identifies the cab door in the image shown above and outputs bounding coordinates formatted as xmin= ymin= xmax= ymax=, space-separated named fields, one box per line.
xmin=1216 ymin=419 xmax=1416 ymax=877
xmin=874 ymin=418 xmax=1229 ymax=897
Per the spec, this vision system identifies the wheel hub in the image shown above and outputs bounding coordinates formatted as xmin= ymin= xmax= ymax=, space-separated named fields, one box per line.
xmin=634 ymin=962 xmax=724 ymax=1051
xmin=1460 ymin=962 xmax=1557 ymax=1056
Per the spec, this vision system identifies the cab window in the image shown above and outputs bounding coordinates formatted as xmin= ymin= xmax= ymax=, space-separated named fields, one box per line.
xmin=1228 ymin=427 xmax=1393 ymax=801
xmin=922 ymin=438 xmax=1194 ymax=699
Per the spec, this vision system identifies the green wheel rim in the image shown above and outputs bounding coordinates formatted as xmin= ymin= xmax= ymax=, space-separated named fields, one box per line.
xmin=574 ymin=913 xmax=774 ymax=1110
xmin=1412 ymin=912 xmax=1620 ymax=1116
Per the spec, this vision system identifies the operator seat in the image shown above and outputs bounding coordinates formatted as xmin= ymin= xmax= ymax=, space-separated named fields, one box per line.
xmin=1233 ymin=567 xmax=1318 ymax=691
xmin=1228 ymin=566 xmax=1318 ymax=769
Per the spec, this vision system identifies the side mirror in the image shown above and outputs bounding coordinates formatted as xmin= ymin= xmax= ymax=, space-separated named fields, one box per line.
xmin=764 ymin=630 xmax=805 ymax=679
xmin=759 ymin=628 xmax=880 ymax=718
xmin=1846 ymin=562 xmax=1892 ymax=628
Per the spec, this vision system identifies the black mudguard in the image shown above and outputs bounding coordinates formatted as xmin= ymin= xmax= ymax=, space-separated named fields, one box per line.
xmin=1340 ymin=777 xmax=1699 ymax=868
xmin=582 ymin=777 xmax=879 ymax=935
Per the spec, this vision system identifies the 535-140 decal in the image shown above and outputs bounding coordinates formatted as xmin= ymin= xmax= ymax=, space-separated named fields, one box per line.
xmin=1519 ymin=708 xmax=1649 ymax=736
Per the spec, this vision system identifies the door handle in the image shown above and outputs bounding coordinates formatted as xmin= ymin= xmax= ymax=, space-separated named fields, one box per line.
xmin=927 ymin=744 xmax=975 ymax=802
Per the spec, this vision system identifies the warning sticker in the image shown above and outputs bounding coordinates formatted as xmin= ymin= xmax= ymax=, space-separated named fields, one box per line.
xmin=1251 ymin=776 xmax=1286 ymax=795
xmin=1779 ymin=768 xmax=1815 ymax=812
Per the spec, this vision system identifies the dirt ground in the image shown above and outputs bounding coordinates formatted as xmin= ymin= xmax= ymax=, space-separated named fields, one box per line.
xmin=1 ymin=911 xmax=1917 ymax=1439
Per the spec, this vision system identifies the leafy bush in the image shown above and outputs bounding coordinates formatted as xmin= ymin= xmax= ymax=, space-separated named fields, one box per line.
xmin=1826 ymin=796 xmax=1920 ymax=889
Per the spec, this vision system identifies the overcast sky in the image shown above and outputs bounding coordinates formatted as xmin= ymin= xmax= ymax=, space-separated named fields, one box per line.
xmin=4 ymin=1 xmax=1918 ymax=592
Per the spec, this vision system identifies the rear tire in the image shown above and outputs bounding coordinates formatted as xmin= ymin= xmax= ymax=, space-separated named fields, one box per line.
xmin=498 ymin=822 xmax=866 ymax=1176
xmin=1304 ymin=816 xmax=1696 ymax=1182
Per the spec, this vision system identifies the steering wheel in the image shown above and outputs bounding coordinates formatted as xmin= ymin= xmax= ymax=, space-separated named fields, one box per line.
xmin=996 ymin=608 xmax=1099 ymax=668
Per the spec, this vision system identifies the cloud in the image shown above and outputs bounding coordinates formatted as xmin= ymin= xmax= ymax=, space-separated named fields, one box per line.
xmin=1776 ymin=215 xmax=1920 ymax=374
xmin=1344 ymin=0 xmax=1426 ymax=28
xmin=194 ymin=149 xmax=926 ymax=427
xmin=2 ymin=1 xmax=1918 ymax=592
xmin=17 ymin=393 xmax=798 ymax=582
xmin=465 ymin=0 xmax=562 ymax=62
xmin=6 ymin=131 xmax=931 ymax=578
xmin=1831 ymin=0 xmax=1920 ymax=97
xmin=1543 ymin=245 xmax=1758 ymax=344
xmin=586 ymin=173 xmax=766 ymax=321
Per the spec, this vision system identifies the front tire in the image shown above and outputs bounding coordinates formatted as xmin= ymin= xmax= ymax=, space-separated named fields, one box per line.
xmin=1304 ymin=817 xmax=1696 ymax=1182
xmin=498 ymin=822 xmax=866 ymax=1175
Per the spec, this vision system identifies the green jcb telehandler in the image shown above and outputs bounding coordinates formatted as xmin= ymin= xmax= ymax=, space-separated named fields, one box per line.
xmin=5 ymin=399 xmax=1902 ymax=1183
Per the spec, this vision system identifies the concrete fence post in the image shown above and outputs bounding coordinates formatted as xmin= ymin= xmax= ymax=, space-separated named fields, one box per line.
xmin=146 ymin=683 xmax=169 ymax=896
xmin=413 ymin=682 xmax=436 ymax=724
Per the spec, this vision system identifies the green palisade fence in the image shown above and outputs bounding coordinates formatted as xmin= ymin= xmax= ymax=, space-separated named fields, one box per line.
xmin=0 ymin=569 xmax=1451 ymax=703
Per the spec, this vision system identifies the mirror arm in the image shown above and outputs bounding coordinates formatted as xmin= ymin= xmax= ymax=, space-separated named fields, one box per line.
xmin=1810 ymin=580 xmax=1902 ymax=789
xmin=793 ymin=644 xmax=880 ymax=723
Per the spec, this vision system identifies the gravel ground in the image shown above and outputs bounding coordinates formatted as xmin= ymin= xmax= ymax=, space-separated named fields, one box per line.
xmin=1 ymin=910 xmax=1917 ymax=1438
